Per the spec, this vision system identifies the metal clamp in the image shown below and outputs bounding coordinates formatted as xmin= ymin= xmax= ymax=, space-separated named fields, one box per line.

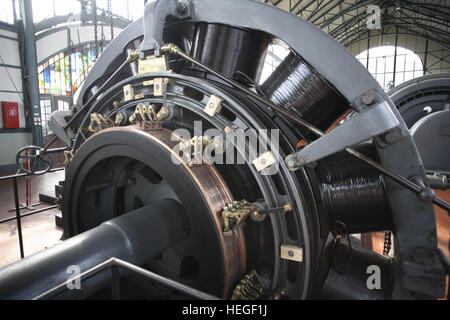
xmin=222 ymin=200 xmax=257 ymax=232
xmin=231 ymin=270 xmax=265 ymax=300
xmin=129 ymin=104 xmax=158 ymax=124
xmin=88 ymin=113 xmax=115 ymax=133
xmin=179 ymin=136 xmax=213 ymax=164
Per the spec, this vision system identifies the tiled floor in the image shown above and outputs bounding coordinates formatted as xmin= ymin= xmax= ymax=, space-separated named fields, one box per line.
xmin=0 ymin=171 xmax=64 ymax=268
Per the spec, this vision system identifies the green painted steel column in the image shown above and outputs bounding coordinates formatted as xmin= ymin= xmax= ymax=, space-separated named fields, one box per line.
xmin=19 ymin=0 xmax=43 ymax=147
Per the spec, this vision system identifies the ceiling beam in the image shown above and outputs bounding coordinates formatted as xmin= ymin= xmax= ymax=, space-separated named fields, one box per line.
xmin=328 ymin=1 xmax=384 ymax=37
xmin=307 ymin=0 xmax=335 ymax=22
xmin=290 ymin=0 xmax=303 ymax=13
xmin=340 ymin=23 xmax=450 ymax=51
xmin=329 ymin=4 xmax=449 ymax=42
xmin=335 ymin=15 xmax=450 ymax=43
xmin=320 ymin=0 xmax=375 ymax=28
xmin=344 ymin=32 xmax=449 ymax=51
xmin=295 ymin=0 xmax=317 ymax=16
xmin=307 ymin=0 xmax=326 ymax=21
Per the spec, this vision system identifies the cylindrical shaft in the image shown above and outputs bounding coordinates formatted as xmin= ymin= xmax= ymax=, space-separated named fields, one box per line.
xmin=0 ymin=198 xmax=188 ymax=300
xmin=320 ymin=239 xmax=393 ymax=300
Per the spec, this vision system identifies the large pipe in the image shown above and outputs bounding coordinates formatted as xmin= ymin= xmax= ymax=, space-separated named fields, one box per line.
xmin=320 ymin=240 xmax=393 ymax=300
xmin=0 ymin=199 xmax=188 ymax=300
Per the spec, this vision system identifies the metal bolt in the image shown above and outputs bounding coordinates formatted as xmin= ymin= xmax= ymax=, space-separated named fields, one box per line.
xmin=261 ymin=158 xmax=267 ymax=165
xmin=209 ymin=103 xmax=214 ymax=108
xmin=383 ymin=131 xmax=399 ymax=144
xmin=287 ymin=159 xmax=296 ymax=168
xmin=419 ymin=187 xmax=435 ymax=203
xmin=177 ymin=2 xmax=187 ymax=14
xmin=361 ymin=93 xmax=375 ymax=106
xmin=288 ymin=251 xmax=294 ymax=257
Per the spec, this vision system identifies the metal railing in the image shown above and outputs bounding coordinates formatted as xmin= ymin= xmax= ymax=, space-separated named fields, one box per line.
xmin=34 ymin=257 xmax=219 ymax=300
xmin=0 ymin=167 xmax=65 ymax=259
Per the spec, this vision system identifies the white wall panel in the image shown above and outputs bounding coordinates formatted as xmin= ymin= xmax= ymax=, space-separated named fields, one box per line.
xmin=0 ymin=132 xmax=32 ymax=166
xmin=0 ymin=38 xmax=21 ymax=66
xmin=0 ymin=28 xmax=18 ymax=40
xmin=0 ymin=67 xmax=22 ymax=92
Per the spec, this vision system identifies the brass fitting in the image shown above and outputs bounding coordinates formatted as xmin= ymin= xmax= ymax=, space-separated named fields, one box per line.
xmin=161 ymin=43 xmax=180 ymax=55
xmin=127 ymin=49 xmax=140 ymax=63
xmin=156 ymin=106 xmax=171 ymax=121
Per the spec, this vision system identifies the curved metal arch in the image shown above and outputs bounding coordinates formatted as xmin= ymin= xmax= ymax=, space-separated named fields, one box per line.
xmin=76 ymin=0 xmax=443 ymax=298
xmin=315 ymin=1 xmax=450 ymax=32
xmin=271 ymin=0 xmax=450 ymax=49
xmin=294 ymin=0 xmax=317 ymax=16
xmin=340 ymin=24 xmax=450 ymax=51
xmin=36 ymin=22 xmax=124 ymax=42
xmin=304 ymin=0 xmax=335 ymax=21
xmin=309 ymin=0 xmax=344 ymax=24
xmin=398 ymin=5 xmax=450 ymax=28
xmin=34 ymin=13 xmax=131 ymax=34
xmin=331 ymin=12 xmax=450 ymax=43
xmin=344 ymin=33 xmax=448 ymax=53
xmin=37 ymin=40 xmax=111 ymax=66
xmin=319 ymin=0 xmax=379 ymax=29
xmin=336 ymin=21 xmax=450 ymax=45
xmin=408 ymin=2 xmax=450 ymax=16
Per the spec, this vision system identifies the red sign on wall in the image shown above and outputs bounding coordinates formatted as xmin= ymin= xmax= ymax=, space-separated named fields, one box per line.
xmin=2 ymin=101 xmax=20 ymax=129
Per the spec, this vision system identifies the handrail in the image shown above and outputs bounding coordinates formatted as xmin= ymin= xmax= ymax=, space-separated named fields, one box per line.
xmin=34 ymin=257 xmax=219 ymax=300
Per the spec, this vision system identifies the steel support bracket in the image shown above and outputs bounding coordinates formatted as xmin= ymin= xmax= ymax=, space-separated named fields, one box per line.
xmin=401 ymin=257 xmax=446 ymax=298
xmin=49 ymin=110 xmax=75 ymax=146
xmin=286 ymin=101 xmax=400 ymax=170
xmin=140 ymin=0 xmax=192 ymax=57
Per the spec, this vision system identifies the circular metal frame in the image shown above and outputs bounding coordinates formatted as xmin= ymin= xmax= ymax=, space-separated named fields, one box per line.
xmin=67 ymin=0 xmax=444 ymax=299
xmin=389 ymin=73 xmax=450 ymax=128
xmin=16 ymin=146 xmax=53 ymax=175
xmin=68 ymin=72 xmax=319 ymax=299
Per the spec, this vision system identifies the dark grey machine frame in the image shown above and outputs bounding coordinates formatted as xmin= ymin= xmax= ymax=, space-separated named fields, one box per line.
xmin=74 ymin=0 xmax=444 ymax=299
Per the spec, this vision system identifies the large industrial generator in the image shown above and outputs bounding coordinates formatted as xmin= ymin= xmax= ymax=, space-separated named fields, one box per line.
xmin=0 ymin=0 xmax=448 ymax=300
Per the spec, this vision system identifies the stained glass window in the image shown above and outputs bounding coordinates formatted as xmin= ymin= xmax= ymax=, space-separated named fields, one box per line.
xmin=38 ymin=43 xmax=105 ymax=96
